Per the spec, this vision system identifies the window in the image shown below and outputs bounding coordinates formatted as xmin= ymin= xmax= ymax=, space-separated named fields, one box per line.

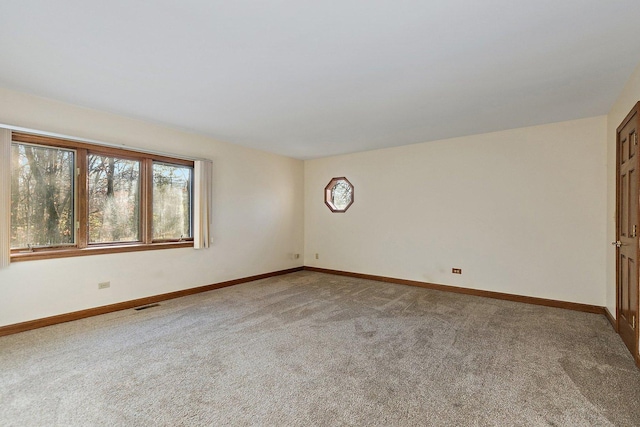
xmin=11 ymin=143 xmax=75 ymax=249
xmin=10 ymin=133 xmax=194 ymax=261
xmin=324 ymin=177 xmax=354 ymax=212
xmin=88 ymin=154 xmax=141 ymax=243
xmin=152 ymin=162 xmax=192 ymax=241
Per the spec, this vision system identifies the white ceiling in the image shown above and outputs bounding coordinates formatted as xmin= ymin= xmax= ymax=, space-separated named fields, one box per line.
xmin=1 ymin=1 xmax=639 ymax=159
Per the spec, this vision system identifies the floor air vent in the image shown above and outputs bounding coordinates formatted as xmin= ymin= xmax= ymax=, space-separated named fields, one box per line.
xmin=134 ymin=303 xmax=160 ymax=311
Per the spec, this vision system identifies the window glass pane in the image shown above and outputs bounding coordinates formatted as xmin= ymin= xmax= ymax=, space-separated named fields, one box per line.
xmin=10 ymin=143 xmax=75 ymax=249
xmin=331 ymin=180 xmax=352 ymax=210
xmin=88 ymin=154 xmax=140 ymax=243
xmin=153 ymin=163 xmax=192 ymax=240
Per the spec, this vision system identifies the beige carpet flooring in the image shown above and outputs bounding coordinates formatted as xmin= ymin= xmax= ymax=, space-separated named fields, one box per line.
xmin=1 ymin=271 xmax=639 ymax=426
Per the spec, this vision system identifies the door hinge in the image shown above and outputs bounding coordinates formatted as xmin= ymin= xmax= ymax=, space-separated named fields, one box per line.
xmin=633 ymin=224 xmax=637 ymax=238
xmin=76 ymin=221 xmax=80 ymax=230
xmin=635 ymin=133 xmax=638 ymax=146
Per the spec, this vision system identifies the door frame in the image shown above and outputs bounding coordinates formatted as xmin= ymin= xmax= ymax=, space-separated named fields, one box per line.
xmin=615 ymin=100 xmax=640 ymax=367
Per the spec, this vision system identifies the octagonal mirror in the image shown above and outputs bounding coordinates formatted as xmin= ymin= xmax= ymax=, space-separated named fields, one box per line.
xmin=325 ymin=177 xmax=354 ymax=212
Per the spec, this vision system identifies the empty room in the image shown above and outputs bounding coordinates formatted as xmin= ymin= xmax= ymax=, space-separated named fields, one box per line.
xmin=1 ymin=1 xmax=640 ymax=425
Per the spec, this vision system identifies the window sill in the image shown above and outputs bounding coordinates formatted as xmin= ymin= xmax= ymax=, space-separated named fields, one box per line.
xmin=10 ymin=241 xmax=194 ymax=262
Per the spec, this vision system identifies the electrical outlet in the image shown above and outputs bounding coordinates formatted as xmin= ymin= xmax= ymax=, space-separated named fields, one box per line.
xmin=294 ymin=253 xmax=300 ymax=259
xmin=452 ymin=268 xmax=462 ymax=274
xmin=315 ymin=253 xmax=319 ymax=259
xmin=98 ymin=281 xmax=110 ymax=289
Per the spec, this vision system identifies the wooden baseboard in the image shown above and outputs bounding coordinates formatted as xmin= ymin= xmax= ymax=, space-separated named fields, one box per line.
xmin=0 ymin=267 xmax=303 ymax=337
xmin=604 ymin=307 xmax=618 ymax=331
xmin=1 ymin=265 xmax=608 ymax=337
xmin=304 ymin=266 xmax=605 ymax=315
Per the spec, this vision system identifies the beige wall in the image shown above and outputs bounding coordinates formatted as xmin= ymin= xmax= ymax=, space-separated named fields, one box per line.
xmin=305 ymin=116 xmax=608 ymax=306
xmin=5 ymin=62 xmax=639 ymax=327
xmin=0 ymin=88 xmax=304 ymax=327
xmin=606 ymin=61 xmax=640 ymax=318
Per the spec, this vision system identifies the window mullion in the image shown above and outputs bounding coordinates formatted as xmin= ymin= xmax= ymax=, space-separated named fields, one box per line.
xmin=142 ymin=158 xmax=153 ymax=244
xmin=77 ymin=149 xmax=88 ymax=249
